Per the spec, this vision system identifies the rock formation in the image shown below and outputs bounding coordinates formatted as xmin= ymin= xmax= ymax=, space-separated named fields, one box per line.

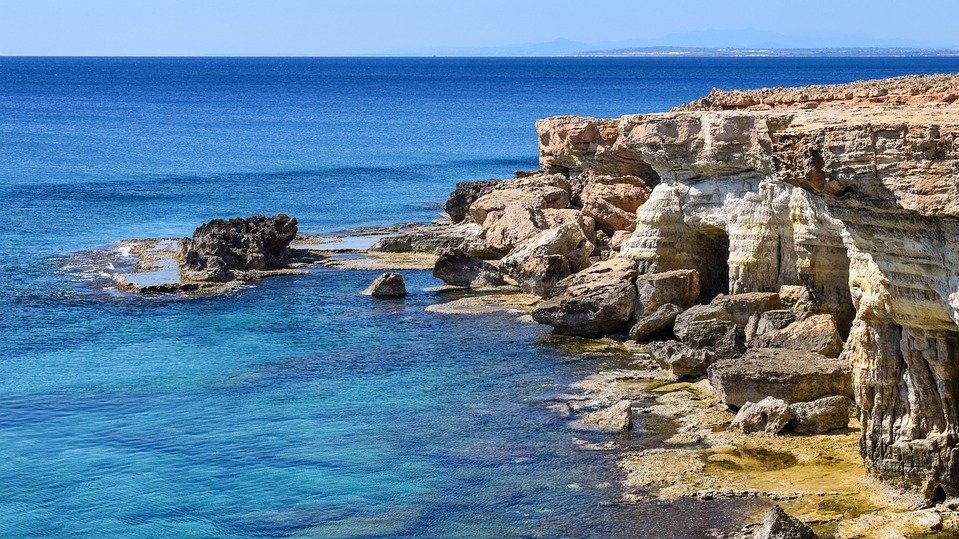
xmin=533 ymin=73 xmax=959 ymax=502
xmin=179 ymin=214 xmax=298 ymax=282
xmin=117 ymin=214 xmax=306 ymax=294
xmin=363 ymin=272 xmax=407 ymax=297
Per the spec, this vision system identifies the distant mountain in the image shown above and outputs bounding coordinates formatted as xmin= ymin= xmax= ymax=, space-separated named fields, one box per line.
xmin=571 ymin=47 xmax=959 ymax=57
xmin=386 ymin=28 xmax=956 ymax=57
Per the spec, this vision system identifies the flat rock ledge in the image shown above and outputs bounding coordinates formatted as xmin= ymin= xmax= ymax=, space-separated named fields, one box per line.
xmin=115 ymin=214 xmax=316 ymax=295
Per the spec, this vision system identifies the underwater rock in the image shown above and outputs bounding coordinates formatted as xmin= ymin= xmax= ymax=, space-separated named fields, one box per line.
xmin=578 ymin=399 xmax=633 ymax=432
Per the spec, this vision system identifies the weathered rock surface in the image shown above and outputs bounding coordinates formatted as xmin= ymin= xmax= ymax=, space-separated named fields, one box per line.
xmin=731 ymin=397 xmax=794 ymax=435
xmin=629 ymin=303 xmax=684 ymax=342
xmin=788 ymin=396 xmax=853 ymax=435
xmin=432 ymin=248 xmax=506 ymax=288
xmin=755 ymin=505 xmax=818 ymax=539
xmin=645 ymin=339 xmax=715 ymax=380
xmin=370 ymin=221 xmax=485 ymax=256
xmin=577 ymin=399 xmax=633 ymax=432
xmin=500 ymin=224 xmax=593 ymax=296
xmin=673 ymin=305 xmax=742 ymax=358
xmin=467 ymin=174 xmax=571 ymax=225
xmin=708 ymin=348 xmax=853 ymax=409
xmin=579 ymin=173 xmax=652 ymax=233
xmin=363 ymin=273 xmax=407 ymax=297
xmin=531 ymin=257 xmax=637 ymax=336
xmin=537 ymin=74 xmax=959 ymax=500
xmin=444 ymin=179 xmax=505 ymax=223
xmin=710 ymin=293 xmax=783 ymax=329
xmin=635 ymin=269 xmax=700 ymax=320
xmin=751 ymin=314 xmax=844 ymax=358
xmin=179 ymin=214 xmax=298 ymax=283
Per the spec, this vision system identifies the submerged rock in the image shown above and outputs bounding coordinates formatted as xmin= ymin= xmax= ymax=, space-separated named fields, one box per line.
xmin=577 ymin=399 xmax=633 ymax=432
xmin=755 ymin=506 xmax=818 ymax=539
xmin=707 ymin=348 xmax=853 ymax=409
xmin=531 ymin=257 xmax=637 ymax=336
xmin=363 ymin=273 xmax=407 ymax=297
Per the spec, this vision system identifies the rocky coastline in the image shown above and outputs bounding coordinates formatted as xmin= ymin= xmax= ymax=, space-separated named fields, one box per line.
xmin=106 ymin=73 xmax=959 ymax=536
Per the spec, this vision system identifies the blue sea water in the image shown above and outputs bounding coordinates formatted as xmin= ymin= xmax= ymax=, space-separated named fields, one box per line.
xmin=2 ymin=57 xmax=959 ymax=538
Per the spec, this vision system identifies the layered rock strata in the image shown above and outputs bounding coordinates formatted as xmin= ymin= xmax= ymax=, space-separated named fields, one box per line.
xmin=535 ymin=73 xmax=959 ymax=502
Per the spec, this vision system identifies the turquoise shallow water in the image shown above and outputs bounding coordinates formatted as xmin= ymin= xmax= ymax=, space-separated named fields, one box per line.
xmin=4 ymin=57 xmax=959 ymax=537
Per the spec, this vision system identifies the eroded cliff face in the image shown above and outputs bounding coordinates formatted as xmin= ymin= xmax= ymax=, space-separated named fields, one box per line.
xmin=537 ymin=74 xmax=959 ymax=502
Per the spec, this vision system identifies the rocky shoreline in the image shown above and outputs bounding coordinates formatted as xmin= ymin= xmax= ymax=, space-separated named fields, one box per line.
xmin=103 ymin=73 xmax=959 ymax=537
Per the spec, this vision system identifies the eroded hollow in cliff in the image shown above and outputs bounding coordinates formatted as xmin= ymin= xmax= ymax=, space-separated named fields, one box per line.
xmin=802 ymin=244 xmax=856 ymax=339
xmin=687 ymin=226 xmax=731 ymax=301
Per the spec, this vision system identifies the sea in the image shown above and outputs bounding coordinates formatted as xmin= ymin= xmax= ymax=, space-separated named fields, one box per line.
xmin=2 ymin=57 xmax=958 ymax=538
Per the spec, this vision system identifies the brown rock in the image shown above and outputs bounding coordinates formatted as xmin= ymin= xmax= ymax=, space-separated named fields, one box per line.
xmin=500 ymin=224 xmax=594 ymax=296
xmin=432 ymin=248 xmax=506 ymax=288
xmin=363 ymin=272 xmax=407 ymax=297
xmin=635 ymin=269 xmax=700 ymax=320
xmin=751 ymin=314 xmax=844 ymax=358
xmin=645 ymin=339 xmax=715 ymax=380
xmin=629 ymin=303 xmax=684 ymax=342
xmin=531 ymin=257 xmax=638 ymax=336
xmin=707 ymin=348 xmax=852 ymax=409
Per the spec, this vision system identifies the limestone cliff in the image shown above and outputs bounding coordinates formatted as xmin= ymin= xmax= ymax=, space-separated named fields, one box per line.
xmin=536 ymin=74 xmax=959 ymax=502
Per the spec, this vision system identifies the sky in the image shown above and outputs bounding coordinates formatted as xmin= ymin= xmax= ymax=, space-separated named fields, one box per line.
xmin=1 ymin=0 xmax=958 ymax=56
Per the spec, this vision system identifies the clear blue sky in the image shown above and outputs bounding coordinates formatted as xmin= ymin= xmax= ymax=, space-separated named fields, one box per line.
xmin=1 ymin=0 xmax=956 ymax=56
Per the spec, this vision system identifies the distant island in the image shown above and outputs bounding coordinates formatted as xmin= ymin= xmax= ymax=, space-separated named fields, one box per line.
xmin=571 ymin=46 xmax=959 ymax=57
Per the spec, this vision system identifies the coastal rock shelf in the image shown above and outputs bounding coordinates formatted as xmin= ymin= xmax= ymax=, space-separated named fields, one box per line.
xmin=535 ymin=73 xmax=959 ymax=503
xmin=115 ymin=214 xmax=311 ymax=294
xmin=380 ymin=73 xmax=959 ymax=508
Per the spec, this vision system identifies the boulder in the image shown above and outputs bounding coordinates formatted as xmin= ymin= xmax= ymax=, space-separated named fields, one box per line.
xmin=731 ymin=397 xmax=794 ymax=435
xmin=707 ymin=348 xmax=853 ymax=409
xmin=746 ymin=309 xmax=796 ymax=344
xmin=542 ymin=208 xmax=597 ymax=245
xmin=787 ymin=396 xmax=853 ymax=434
xmin=500 ymin=224 xmax=594 ymax=296
xmin=755 ymin=506 xmax=819 ymax=539
xmin=710 ymin=292 xmax=783 ymax=328
xmin=531 ymin=257 xmax=637 ymax=336
xmin=579 ymin=174 xmax=652 ymax=234
xmin=629 ymin=303 xmax=684 ymax=342
xmin=673 ymin=305 xmax=742 ymax=358
xmin=466 ymin=174 xmax=572 ymax=225
xmin=578 ymin=400 xmax=633 ymax=432
xmin=751 ymin=314 xmax=844 ymax=358
xmin=645 ymin=340 xmax=715 ymax=380
xmin=179 ymin=214 xmax=297 ymax=283
xmin=635 ymin=269 xmax=700 ymax=319
xmin=432 ymin=248 xmax=506 ymax=288
xmin=363 ymin=273 xmax=407 ymax=297
xmin=478 ymin=203 xmax=544 ymax=257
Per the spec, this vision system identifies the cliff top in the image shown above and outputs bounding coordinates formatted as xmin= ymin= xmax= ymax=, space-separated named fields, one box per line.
xmin=673 ymin=73 xmax=959 ymax=111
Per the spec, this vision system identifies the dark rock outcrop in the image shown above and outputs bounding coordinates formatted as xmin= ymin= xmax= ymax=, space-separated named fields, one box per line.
xmin=179 ymin=214 xmax=298 ymax=283
xmin=432 ymin=248 xmax=506 ymax=288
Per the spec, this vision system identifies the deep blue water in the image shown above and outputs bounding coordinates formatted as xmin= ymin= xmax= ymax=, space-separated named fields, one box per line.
xmin=3 ymin=57 xmax=959 ymax=538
